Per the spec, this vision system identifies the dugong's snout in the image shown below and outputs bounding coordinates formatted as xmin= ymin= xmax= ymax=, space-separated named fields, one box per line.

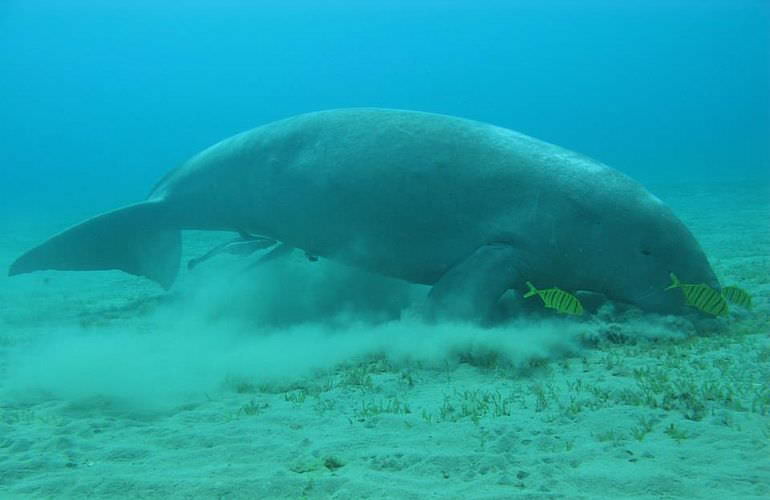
xmin=614 ymin=208 xmax=720 ymax=315
xmin=625 ymin=264 xmax=718 ymax=316
xmin=635 ymin=250 xmax=719 ymax=315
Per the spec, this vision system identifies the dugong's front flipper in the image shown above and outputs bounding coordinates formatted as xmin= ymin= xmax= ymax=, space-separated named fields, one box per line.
xmin=426 ymin=244 xmax=522 ymax=321
xmin=188 ymin=233 xmax=276 ymax=270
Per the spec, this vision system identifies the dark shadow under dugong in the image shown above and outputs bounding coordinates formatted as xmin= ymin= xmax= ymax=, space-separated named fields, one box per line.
xmin=8 ymin=108 xmax=719 ymax=321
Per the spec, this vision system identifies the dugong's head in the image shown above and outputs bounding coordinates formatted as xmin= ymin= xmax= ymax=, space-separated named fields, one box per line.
xmin=596 ymin=192 xmax=719 ymax=315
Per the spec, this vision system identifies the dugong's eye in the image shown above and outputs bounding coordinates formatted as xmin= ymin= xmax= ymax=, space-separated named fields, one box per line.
xmin=640 ymin=249 xmax=652 ymax=256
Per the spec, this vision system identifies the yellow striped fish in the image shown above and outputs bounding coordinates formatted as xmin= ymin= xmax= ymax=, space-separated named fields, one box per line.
xmin=524 ymin=282 xmax=584 ymax=315
xmin=721 ymin=285 xmax=752 ymax=310
xmin=665 ymin=273 xmax=728 ymax=316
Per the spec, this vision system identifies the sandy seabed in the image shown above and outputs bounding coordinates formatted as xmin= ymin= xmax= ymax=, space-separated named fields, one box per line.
xmin=1 ymin=182 xmax=768 ymax=499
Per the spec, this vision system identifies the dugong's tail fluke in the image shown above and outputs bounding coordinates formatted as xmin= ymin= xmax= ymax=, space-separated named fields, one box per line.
xmin=8 ymin=201 xmax=181 ymax=289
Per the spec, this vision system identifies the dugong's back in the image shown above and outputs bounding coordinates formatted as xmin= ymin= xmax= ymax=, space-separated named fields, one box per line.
xmin=212 ymin=108 xmax=633 ymax=285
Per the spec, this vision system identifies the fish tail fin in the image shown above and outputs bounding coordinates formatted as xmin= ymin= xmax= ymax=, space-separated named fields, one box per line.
xmin=664 ymin=272 xmax=681 ymax=291
xmin=523 ymin=281 xmax=538 ymax=298
xmin=8 ymin=201 xmax=181 ymax=289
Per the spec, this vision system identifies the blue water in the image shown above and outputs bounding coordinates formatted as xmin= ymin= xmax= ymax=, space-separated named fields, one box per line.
xmin=1 ymin=0 xmax=768 ymax=219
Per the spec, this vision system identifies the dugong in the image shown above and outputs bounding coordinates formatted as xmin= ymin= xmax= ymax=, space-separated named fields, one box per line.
xmin=8 ymin=108 xmax=719 ymax=319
